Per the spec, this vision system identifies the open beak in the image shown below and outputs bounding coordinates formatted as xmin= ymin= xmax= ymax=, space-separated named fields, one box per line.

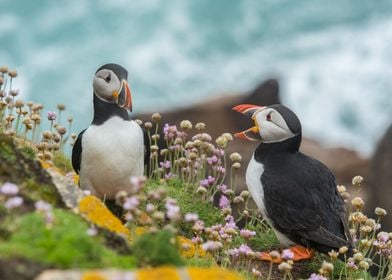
xmin=113 ymin=80 xmax=132 ymax=111
xmin=232 ymin=104 xmax=265 ymax=141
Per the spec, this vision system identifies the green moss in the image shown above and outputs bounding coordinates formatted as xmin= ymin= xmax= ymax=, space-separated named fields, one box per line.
xmin=0 ymin=133 xmax=63 ymax=207
xmin=20 ymin=146 xmax=36 ymax=159
xmin=53 ymin=152 xmax=73 ymax=173
xmin=148 ymin=179 xmax=222 ymax=236
xmin=0 ymin=136 xmax=16 ymax=161
xmin=303 ymin=253 xmax=373 ymax=279
xmin=132 ymin=230 xmax=185 ymax=267
xmin=24 ymin=179 xmax=60 ymax=205
xmin=247 ymin=226 xmax=280 ymax=251
xmin=0 ymin=210 xmax=135 ymax=269
xmin=185 ymin=256 xmax=215 ymax=268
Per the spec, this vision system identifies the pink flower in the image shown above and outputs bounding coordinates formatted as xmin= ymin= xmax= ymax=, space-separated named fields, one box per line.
xmin=214 ymin=148 xmax=224 ymax=156
xmin=123 ymin=196 xmax=139 ymax=210
xmin=238 ymin=244 xmax=253 ymax=255
xmin=192 ymin=236 xmax=203 ymax=244
xmin=35 ymin=200 xmax=52 ymax=212
xmin=192 ymin=220 xmax=205 ymax=233
xmin=160 ymin=161 xmax=171 ymax=169
xmin=165 ymin=198 xmax=180 ymax=221
xmin=218 ymin=184 xmax=227 ymax=192
xmin=146 ymin=203 xmax=155 ymax=213
xmin=202 ymin=241 xmax=222 ymax=252
xmin=207 ymin=155 xmax=219 ymax=165
xmin=0 ymin=182 xmax=19 ymax=195
xmin=281 ymin=249 xmax=294 ymax=260
xmin=215 ymin=166 xmax=226 ymax=174
xmin=129 ymin=176 xmax=146 ymax=193
xmin=45 ymin=211 xmax=54 ymax=225
xmin=219 ymin=195 xmax=230 ymax=209
xmin=47 ymin=111 xmax=57 ymax=121
xmin=184 ymin=213 xmax=199 ymax=222
xmin=228 ymin=244 xmax=253 ymax=258
xmin=377 ymin=231 xmax=389 ymax=243
xmin=200 ymin=179 xmax=209 ymax=188
xmin=163 ymin=124 xmax=177 ymax=139
xmin=165 ymin=172 xmax=177 ymax=180
xmin=5 ymin=196 xmax=23 ymax=209
xmin=308 ymin=274 xmax=328 ymax=280
xmin=87 ymin=227 xmax=98 ymax=236
xmin=240 ymin=229 xmax=256 ymax=239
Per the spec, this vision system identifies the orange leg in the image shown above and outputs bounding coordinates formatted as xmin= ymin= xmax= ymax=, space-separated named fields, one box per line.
xmin=289 ymin=245 xmax=314 ymax=261
xmin=258 ymin=245 xmax=314 ymax=263
xmin=259 ymin=252 xmax=282 ymax=264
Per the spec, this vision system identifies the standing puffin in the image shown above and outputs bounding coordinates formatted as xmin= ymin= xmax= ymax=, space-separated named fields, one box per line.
xmin=72 ymin=63 xmax=149 ymax=200
xmin=233 ymin=104 xmax=353 ymax=261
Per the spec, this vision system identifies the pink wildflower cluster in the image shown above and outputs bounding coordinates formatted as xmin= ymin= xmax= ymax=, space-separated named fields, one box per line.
xmin=0 ymin=182 xmax=23 ymax=209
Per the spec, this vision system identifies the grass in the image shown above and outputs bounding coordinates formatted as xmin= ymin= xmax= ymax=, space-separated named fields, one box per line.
xmin=133 ymin=229 xmax=185 ymax=267
xmin=0 ymin=209 xmax=136 ymax=269
xmin=146 ymin=179 xmax=222 ymax=237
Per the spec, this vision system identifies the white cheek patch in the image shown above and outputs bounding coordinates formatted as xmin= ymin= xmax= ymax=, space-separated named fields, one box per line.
xmin=255 ymin=109 xmax=296 ymax=143
xmin=93 ymin=69 xmax=121 ymax=101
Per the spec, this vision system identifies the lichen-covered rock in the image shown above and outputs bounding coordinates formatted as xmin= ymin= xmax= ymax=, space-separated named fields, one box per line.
xmin=0 ymin=134 xmax=64 ymax=208
xmin=36 ymin=266 xmax=243 ymax=280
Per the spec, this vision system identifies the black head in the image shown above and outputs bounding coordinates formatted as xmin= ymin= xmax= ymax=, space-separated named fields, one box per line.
xmin=93 ymin=63 xmax=132 ymax=111
xmin=95 ymin=63 xmax=128 ymax=81
xmin=233 ymin=103 xmax=302 ymax=152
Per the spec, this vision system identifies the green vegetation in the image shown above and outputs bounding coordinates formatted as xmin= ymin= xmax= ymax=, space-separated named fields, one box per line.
xmin=0 ymin=209 xmax=136 ymax=269
xmin=133 ymin=230 xmax=185 ymax=267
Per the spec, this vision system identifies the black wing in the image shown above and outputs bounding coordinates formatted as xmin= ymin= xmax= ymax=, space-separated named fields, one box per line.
xmin=143 ymin=128 xmax=150 ymax=166
xmin=71 ymin=129 xmax=86 ymax=174
xmin=142 ymin=127 xmax=151 ymax=176
xmin=263 ymin=153 xmax=352 ymax=252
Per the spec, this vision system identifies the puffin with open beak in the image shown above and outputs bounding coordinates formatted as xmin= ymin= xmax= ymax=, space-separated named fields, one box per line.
xmin=233 ymin=104 xmax=353 ymax=262
xmin=72 ymin=63 xmax=149 ymax=200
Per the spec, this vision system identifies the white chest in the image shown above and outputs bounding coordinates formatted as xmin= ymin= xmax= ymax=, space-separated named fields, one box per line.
xmin=246 ymin=155 xmax=294 ymax=246
xmin=246 ymin=156 xmax=267 ymax=217
xmin=80 ymin=117 xmax=144 ymax=198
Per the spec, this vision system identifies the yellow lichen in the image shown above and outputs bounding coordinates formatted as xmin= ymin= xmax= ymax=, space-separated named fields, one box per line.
xmin=137 ymin=266 xmax=180 ymax=280
xmin=178 ymin=236 xmax=206 ymax=258
xmin=82 ymin=271 xmax=107 ymax=280
xmin=79 ymin=195 xmax=129 ymax=237
xmin=187 ymin=267 xmax=243 ymax=280
xmin=39 ymin=160 xmax=63 ymax=174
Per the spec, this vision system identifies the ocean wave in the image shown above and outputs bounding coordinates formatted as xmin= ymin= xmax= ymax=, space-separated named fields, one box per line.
xmin=1 ymin=0 xmax=391 ymax=155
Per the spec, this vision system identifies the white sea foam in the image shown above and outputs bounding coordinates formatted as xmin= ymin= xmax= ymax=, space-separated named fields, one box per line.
xmin=1 ymin=0 xmax=391 ymax=155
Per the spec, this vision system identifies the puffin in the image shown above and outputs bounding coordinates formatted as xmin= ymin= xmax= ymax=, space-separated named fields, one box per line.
xmin=233 ymin=104 xmax=353 ymax=262
xmin=72 ymin=63 xmax=149 ymax=200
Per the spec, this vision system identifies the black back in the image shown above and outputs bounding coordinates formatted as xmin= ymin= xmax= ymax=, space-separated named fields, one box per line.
xmin=254 ymin=136 xmax=353 ymax=254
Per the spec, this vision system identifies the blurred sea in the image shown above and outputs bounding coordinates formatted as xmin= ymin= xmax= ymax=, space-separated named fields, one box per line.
xmin=1 ymin=0 xmax=392 ymax=155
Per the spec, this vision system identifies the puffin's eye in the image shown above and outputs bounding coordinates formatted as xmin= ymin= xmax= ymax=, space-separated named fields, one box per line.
xmin=104 ymin=73 xmax=111 ymax=83
xmin=266 ymin=112 xmax=272 ymax=121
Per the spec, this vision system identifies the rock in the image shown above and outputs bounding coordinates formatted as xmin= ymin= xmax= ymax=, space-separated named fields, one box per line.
xmin=45 ymin=168 xmax=83 ymax=209
xmin=0 ymin=258 xmax=49 ymax=280
xmin=0 ymin=134 xmax=64 ymax=209
xmin=367 ymin=124 xmax=392 ymax=231
xmin=36 ymin=267 xmax=243 ymax=280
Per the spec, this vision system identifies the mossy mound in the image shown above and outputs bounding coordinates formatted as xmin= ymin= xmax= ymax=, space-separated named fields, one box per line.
xmin=0 ymin=134 xmax=63 ymax=208
xmin=147 ymin=179 xmax=222 ymax=238
xmin=0 ymin=209 xmax=136 ymax=279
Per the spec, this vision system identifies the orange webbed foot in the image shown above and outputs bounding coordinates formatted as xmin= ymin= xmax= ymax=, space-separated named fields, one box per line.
xmin=258 ymin=245 xmax=314 ymax=263
xmin=259 ymin=251 xmax=282 ymax=264
xmin=289 ymin=245 xmax=314 ymax=261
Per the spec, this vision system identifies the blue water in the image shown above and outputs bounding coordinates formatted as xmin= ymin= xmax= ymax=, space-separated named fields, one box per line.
xmin=1 ymin=0 xmax=392 ymax=155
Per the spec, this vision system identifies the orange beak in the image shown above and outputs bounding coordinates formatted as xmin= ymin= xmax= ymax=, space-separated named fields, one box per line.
xmin=232 ymin=104 xmax=265 ymax=141
xmin=117 ymin=80 xmax=133 ymax=111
